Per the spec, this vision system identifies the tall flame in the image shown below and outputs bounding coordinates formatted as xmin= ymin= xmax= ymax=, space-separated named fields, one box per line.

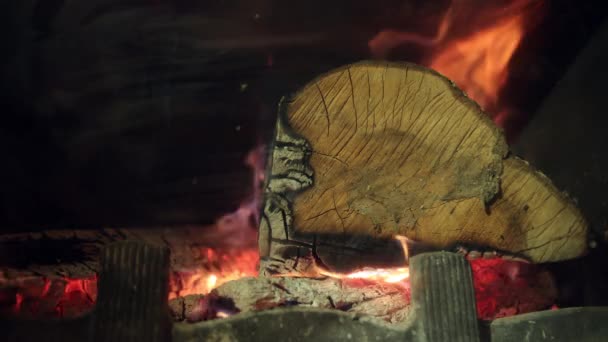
xmin=429 ymin=10 xmax=525 ymax=125
xmin=369 ymin=0 xmax=541 ymax=126
xmin=169 ymin=248 xmax=259 ymax=299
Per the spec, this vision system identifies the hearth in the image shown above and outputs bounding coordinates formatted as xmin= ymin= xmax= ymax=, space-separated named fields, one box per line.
xmin=2 ymin=1 xmax=608 ymax=341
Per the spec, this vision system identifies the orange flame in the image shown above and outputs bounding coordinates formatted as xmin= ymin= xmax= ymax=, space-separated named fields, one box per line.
xmin=169 ymin=248 xmax=259 ymax=299
xmin=312 ymin=235 xmax=410 ymax=284
xmin=369 ymin=0 xmax=541 ymax=125
xmin=168 ymin=147 xmax=265 ymax=300
xmin=429 ymin=10 xmax=525 ymax=124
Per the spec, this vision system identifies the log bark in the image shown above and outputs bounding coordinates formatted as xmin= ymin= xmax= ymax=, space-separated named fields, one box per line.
xmin=260 ymin=61 xmax=587 ymax=274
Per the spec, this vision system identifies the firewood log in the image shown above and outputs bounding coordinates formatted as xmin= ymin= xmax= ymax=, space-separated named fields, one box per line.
xmin=169 ymin=277 xmax=411 ymax=324
xmin=260 ymin=61 xmax=587 ymax=275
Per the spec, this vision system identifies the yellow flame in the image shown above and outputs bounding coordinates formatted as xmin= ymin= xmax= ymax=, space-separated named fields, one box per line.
xmin=207 ymin=274 xmax=218 ymax=289
xmin=429 ymin=13 xmax=525 ymax=111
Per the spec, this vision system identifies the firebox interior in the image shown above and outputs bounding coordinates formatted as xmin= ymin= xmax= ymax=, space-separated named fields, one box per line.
xmin=2 ymin=1 xmax=608 ymax=341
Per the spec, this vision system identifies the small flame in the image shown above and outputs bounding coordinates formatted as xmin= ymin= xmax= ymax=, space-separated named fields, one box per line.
xmin=169 ymin=248 xmax=259 ymax=299
xmin=64 ymin=278 xmax=86 ymax=294
xmin=313 ymin=235 xmax=410 ymax=284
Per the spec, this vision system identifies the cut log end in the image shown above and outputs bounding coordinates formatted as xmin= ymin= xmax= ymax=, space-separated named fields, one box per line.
xmin=261 ymin=61 xmax=587 ymax=265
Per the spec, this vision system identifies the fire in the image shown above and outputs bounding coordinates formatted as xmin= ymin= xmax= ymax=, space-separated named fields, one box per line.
xmin=316 ymin=267 xmax=410 ymax=284
xmin=313 ymin=235 xmax=410 ymax=284
xmin=207 ymin=274 xmax=218 ymax=289
xmin=309 ymin=235 xmax=557 ymax=320
xmin=2 ymin=240 xmax=557 ymax=321
xmin=369 ymin=0 xmax=542 ymax=125
xmin=429 ymin=10 xmax=525 ymax=125
xmin=169 ymin=248 xmax=259 ymax=299
xmin=2 ymin=276 xmax=97 ymax=318
xmin=469 ymin=258 xmax=557 ymax=319
xmin=168 ymin=146 xmax=264 ymax=299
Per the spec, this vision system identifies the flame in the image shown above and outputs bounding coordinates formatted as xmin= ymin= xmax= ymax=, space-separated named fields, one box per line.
xmin=369 ymin=0 xmax=541 ymax=125
xmin=169 ymin=248 xmax=259 ymax=299
xmin=368 ymin=7 xmax=452 ymax=54
xmin=312 ymin=235 xmax=410 ymax=284
xmin=316 ymin=267 xmax=410 ymax=284
xmin=429 ymin=11 xmax=525 ymax=124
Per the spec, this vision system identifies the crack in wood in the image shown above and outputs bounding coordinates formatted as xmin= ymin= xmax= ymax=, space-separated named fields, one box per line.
xmin=314 ymin=82 xmax=331 ymax=136
xmin=346 ymin=66 xmax=358 ymax=133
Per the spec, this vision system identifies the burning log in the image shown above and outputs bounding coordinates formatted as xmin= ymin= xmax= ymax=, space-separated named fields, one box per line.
xmin=169 ymin=251 xmax=558 ymax=325
xmin=0 ymin=220 xmax=257 ymax=279
xmin=169 ymin=277 xmax=411 ymax=324
xmin=0 ymin=207 xmax=263 ymax=319
xmin=260 ymin=61 xmax=587 ymax=277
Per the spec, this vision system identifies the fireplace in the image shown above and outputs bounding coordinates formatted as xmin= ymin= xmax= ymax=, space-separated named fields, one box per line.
xmin=2 ymin=1 xmax=608 ymax=341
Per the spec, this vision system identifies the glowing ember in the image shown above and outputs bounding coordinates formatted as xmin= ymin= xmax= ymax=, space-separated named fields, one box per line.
xmin=470 ymin=257 xmax=557 ymax=320
xmin=370 ymin=0 xmax=542 ymax=125
xmin=309 ymin=235 xmax=556 ymax=321
xmin=1 ymin=276 xmax=97 ymax=319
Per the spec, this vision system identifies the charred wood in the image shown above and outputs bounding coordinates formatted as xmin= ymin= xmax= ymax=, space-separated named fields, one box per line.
xmin=168 ymin=276 xmax=411 ymax=324
xmin=0 ymin=219 xmax=257 ymax=279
